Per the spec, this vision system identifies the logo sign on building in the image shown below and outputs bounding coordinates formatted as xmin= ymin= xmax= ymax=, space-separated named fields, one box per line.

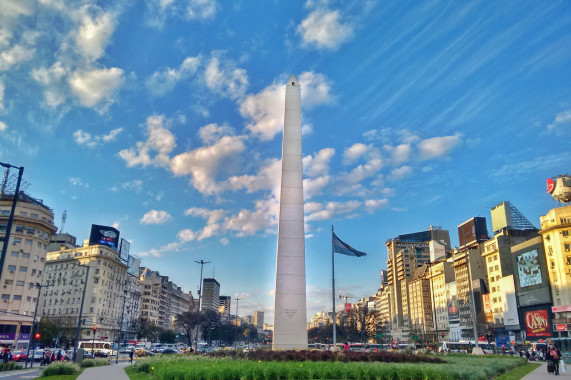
xmin=524 ymin=309 xmax=551 ymax=337
xmin=89 ymin=224 xmax=120 ymax=250
xmin=547 ymin=178 xmax=556 ymax=194
xmin=446 ymin=282 xmax=459 ymax=322
xmin=127 ymin=255 xmax=141 ymax=276
xmin=556 ymin=324 xmax=568 ymax=332
xmin=458 ymin=217 xmax=489 ymax=247
xmin=552 ymin=305 xmax=571 ymax=313
xmin=345 ymin=303 xmax=352 ymax=313
xmin=483 ymin=294 xmax=493 ymax=323
xmin=118 ymin=238 xmax=130 ymax=262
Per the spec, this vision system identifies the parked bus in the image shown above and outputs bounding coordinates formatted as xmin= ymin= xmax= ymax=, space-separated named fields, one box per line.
xmin=78 ymin=341 xmax=115 ymax=357
xmin=440 ymin=341 xmax=495 ymax=354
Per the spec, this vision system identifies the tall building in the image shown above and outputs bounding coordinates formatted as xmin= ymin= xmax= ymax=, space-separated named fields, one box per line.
xmin=0 ymin=191 xmax=57 ymax=348
xmin=139 ymin=268 xmax=162 ymax=326
xmin=121 ymin=273 xmax=141 ymax=341
xmin=253 ymin=311 xmax=264 ymax=333
xmin=201 ymin=278 xmax=220 ymax=312
xmin=408 ymin=265 xmax=432 ymax=341
xmin=219 ymin=295 xmax=231 ymax=315
xmin=385 ymin=226 xmax=450 ymax=340
xmin=426 ymin=260 xmax=454 ymax=342
xmin=40 ymin=238 xmax=128 ymax=343
xmin=540 ymin=205 xmax=571 ymax=334
xmin=273 ymin=75 xmax=307 ymax=349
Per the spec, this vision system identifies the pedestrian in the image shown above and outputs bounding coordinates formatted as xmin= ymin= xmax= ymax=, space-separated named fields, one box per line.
xmin=57 ymin=350 xmax=62 ymax=362
xmin=343 ymin=342 xmax=349 ymax=351
xmin=129 ymin=348 xmax=134 ymax=363
xmin=546 ymin=339 xmax=561 ymax=375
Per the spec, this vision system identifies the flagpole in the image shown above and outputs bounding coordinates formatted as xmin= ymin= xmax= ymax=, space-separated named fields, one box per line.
xmin=332 ymin=225 xmax=337 ymax=350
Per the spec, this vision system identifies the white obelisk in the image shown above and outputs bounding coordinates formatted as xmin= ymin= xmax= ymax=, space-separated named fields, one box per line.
xmin=273 ymin=74 xmax=307 ymax=350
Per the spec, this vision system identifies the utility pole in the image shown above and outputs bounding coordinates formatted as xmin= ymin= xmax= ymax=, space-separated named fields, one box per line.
xmin=0 ymin=162 xmax=23 ymax=282
xmin=194 ymin=260 xmax=210 ymax=352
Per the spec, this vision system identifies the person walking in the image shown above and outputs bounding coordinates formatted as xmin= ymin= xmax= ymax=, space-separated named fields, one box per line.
xmin=129 ymin=348 xmax=134 ymax=363
xmin=546 ymin=338 xmax=562 ymax=375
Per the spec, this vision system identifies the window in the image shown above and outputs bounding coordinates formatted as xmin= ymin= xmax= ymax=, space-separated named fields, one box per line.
xmin=16 ymin=281 xmax=24 ymax=286
xmin=12 ymin=238 xmax=21 ymax=245
xmin=15 ymin=225 xmax=24 ymax=233
xmin=1 ymin=210 xmax=9 ymax=215
xmin=30 ymin=213 xmax=38 ymax=218
xmin=565 ymin=244 xmax=570 ymax=253
xmin=7 ymin=265 xmax=16 ymax=272
xmin=563 ymin=230 xmax=569 ymax=237
xmin=19 ymin=211 xmax=27 ymax=216
xmin=1 ymin=294 xmax=9 ymax=300
xmin=10 ymin=251 xmax=18 ymax=257
xmin=24 ymin=239 xmax=32 ymax=245
xmin=13 ymin=295 xmax=21 ymax=301
xmin=26 ymin=227 xmax=35 ymax=235
xmin=19 ymin=266 xmax=27 ymax=272
xmin=22 ymin=253 xmax=30 ymax=259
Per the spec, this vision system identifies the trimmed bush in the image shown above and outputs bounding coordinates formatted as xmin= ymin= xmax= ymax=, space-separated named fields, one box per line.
xmin=80 ymin=358 xmax=109 ymax=367
xmin=41 ymin=361 xmax=81 ymax=377
xmin=0 ymin=362 xmax=22 ymax=371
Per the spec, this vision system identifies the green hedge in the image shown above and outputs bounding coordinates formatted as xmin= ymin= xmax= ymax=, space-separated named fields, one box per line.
xmin=41 ymin=361 xmax=81 ymax=377
xmin=0 ymin=362 xmax=22 ymax=371
xmin=80 ymin=358 xmax=110 ymax=367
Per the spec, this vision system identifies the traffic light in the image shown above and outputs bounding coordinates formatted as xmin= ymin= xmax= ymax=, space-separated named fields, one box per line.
xmin=35 ymin=333 xmax=40 ymax=340
xmin=92 ymin=326 xmax=97 ymax=335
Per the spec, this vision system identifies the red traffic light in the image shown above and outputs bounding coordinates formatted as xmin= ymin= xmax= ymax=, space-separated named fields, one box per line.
xmin=34 ymin=333 xmax=40 ymax=339
xmin=93 ymin=326 xmax=98 ymax=331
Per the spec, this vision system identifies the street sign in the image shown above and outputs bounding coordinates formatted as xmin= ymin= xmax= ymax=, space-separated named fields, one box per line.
xmin=377 ymin=333 xmax=383 ymax=338
xmin=412 ymin=335 xmax=419 ymax=340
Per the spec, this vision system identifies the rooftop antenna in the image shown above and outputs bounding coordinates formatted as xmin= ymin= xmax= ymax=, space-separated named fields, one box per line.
xmin=60 ymin=210 xmax=67 ymax=233
xmin=212 ymin=266 xmax=215 ymax=278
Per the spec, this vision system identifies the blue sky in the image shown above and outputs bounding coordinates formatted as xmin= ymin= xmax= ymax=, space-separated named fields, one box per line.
xmin=0 ymin=0 xmax=569 ymax=323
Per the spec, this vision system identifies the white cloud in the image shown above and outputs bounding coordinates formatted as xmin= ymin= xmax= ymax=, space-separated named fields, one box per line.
xmin=306 ymin=200 xmax=361 ymax=221
xmin=69 ymin=177 xmax=89 ymax=187
xmin=119 ymin=115 xmax=176 ymax=168
xmin=304 ymin=148 xmax=335 ymax=178
xmin=0 ymin=121 xmax=6 ymax=132
xmin=187 ymin=0 xmax=217 ymax=19
xmin=343 ymin=143 xmax=370 ymax=165
xmin=547 ymin=109 xmax=571 ymax=135
xmin=73 ymin=127 xmax=123 ymax=147
xmin=141 ymin=209 xmax=172 ymax=224
xmin=198 ymin=123 xmax=235 ymax=145
xmin=0 ymin=80 xmax=4 ymax=111
xmin=226 ymin=159 xmax=281 ymax=196
xmin=388 ymin=165 xmax=413 ymax=181
xmin=170 ymin=135 xmax=246 ymax=194
xmin=364 ymin=199 xmax=389 ymax=211
xmin=304 ymin=175 xmax=330 ymax=200
xmin=417 ymin=135 xmax=462 ymax=160
xmin=384 ymin=143 xmax=412 ymax=166
xmin=145 ymin=56 xmax=200 ymax=97
xmin=297 ymin=8 xmax=353 ymax=50
xmin=31 ymin=62 xmax=68 ymax=108
xmin=204 ymin=56 xmax=248 ymax=100
xmin=75 ymin=9 xmax=115 ymax=62
xmin=240 ymin=71 xmax=333 ymax=141
xmin=111 ymin=179 xmax=143 ymax=193
xmin=138 ymin=241 xmax=183 ymax=257
xmin=69 ymin=67 xmax=123 ymax=109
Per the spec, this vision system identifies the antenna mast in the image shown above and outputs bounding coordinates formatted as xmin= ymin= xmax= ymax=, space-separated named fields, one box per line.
xmin=60 ymin=210 xmax=67 ymax=233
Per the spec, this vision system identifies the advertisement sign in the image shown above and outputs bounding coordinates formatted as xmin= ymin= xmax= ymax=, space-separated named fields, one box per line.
xmin=446 ymin=282 xmax=459 ymax=322
xmin=547 ymin=178 xmax=555 ymax=194
xmin=458 ymin=217 xmax=489 ymax=247
xmin=89 ymin=224 xmax=120 ymax=250
xmin=345 ymin=303 xmax=352 ymax=313
xmin=517 ymin=249 xmax=542 ymax=288
xmin=552 ymin=305 xmax=571 ymax=313
xmin=524 ymin=309 xmax=551 ymax=337
xmin=127 ymin=255 xmax=141 ymax=276
xmin=556 ymin=324 xmax=568 ymax=331
xmin=119 ymin=238 xmax=130 ymax=262
xmin=483 ymin=294 xmax=493 ymax=323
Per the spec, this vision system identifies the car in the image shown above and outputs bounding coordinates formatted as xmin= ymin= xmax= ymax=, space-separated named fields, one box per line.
xmin=11 ymin=350 xmax=27 ymax=362
xmin=119 ymin=345 xmax=135 ymax=354
xmin=160 ymin=348 xmax=179 ymax=355
xmin=32 ymin=350 xmax=45 ymax=362
xmin=135 ymin=348 xmax=154 ymax=357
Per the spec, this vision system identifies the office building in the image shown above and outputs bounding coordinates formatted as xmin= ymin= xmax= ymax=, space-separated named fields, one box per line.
xmin=253 ymin=311 xmax=264 ymax=333
xmin=0 ymin=191 xmax=57 ymax=348
xmin=219 ymin=295 xmax=231 ymax=315
xmin=201 ymin=278 xmax=220 ymax=312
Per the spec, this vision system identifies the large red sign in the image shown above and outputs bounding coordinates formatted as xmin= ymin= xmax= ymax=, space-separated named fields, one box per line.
xmin=547 ymin=178 xmax=556 ymax=194
xmin=525 ymin=310 xmax=551 ymax=337
xmin=345 ymin=303 xmax=352 ymax=313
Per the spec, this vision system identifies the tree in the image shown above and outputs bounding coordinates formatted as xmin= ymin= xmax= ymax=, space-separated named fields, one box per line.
xmin=137 ymin=318 xmax=161 ymax=341
xmin=38 ymin=317 xmax=76 ymax=348
xmin=159 ymin=330 xmax=176 ymax=344
xmin=175 ymin=312 xmax=198 ymax=347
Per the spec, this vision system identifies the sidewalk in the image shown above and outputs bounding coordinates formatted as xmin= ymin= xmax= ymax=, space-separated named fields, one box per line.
xmin=523 ymin=361 xmax=569 ymax=379
xmin=76 ymin=362 xmax=130 ymax=380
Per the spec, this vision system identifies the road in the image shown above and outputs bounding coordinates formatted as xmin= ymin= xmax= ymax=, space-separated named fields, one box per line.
xmin=0 ymin=368 xmax=41 ymax=379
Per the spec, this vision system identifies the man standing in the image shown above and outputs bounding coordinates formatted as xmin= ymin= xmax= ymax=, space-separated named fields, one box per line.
xmin=546 ymin=338 xmax=561 ymax=375
xmin=129 ymin=348 xmax=134 ymax=363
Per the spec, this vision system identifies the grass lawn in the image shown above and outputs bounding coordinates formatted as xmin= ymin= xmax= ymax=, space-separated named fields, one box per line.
xmin=493 ymin=363 xmax=541 ymax=380
xmin=124 ymin=354 xmax=529 ymax=380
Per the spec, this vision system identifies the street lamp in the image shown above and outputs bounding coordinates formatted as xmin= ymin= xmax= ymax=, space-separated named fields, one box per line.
xmin=25 ymin=282 xmax=49 ymax=368
xmin=0 ymin=162 xmax=24 ymax=283
xmin=115 ymin=290 xmax=127 ymax=364
xmin=71 ymin=262 xmax=90 ymax=361
xmin=234 ymin=297 xmax=240 ymax=348
xmin=194 ymin=260 xmax=210 ymax=352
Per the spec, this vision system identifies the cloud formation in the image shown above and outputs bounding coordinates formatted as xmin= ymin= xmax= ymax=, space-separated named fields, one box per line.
xmin=145 ymin=57 xmax=200 ymax=97
xmin=73 ymin=127 xmax=123 ymax=147
xmin=141 ymin=209 xmax=172 ymax=224
xmin=298 ymin=5 xmax=354 ymax=50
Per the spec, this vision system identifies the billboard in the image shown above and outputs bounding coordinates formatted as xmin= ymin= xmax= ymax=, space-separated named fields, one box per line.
xmin=118 ymin=238 xmax=130 ymax=262
xmin=458 ymin=217 xmax=489 ymax=247
xmin=483 ymin=294 xmax=493 ymax=323
xmin=499 ymin=276 xmax=519 ymax=327
xmin=89 ymin=224 xmax=120 ymax=250
xmin=517 ymin=249 xmax=542 ymax=288
xmin=446 ymin=282 xmax=459 ymax=322
xmin=127 ymin=255 xmax=141 ymax=276
xmin=524 ymin=309 xmax=551 ymax=337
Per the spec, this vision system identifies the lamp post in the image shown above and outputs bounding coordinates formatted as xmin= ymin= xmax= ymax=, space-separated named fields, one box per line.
xmin=0 ymin=162 xmax=24 ymax=283
xmin=234 ymin=298 xmax=240 ymax=348
xmin=72 ymin=262 xmax=90 ymax=361
xmin=115 ymin=291 xmax=127 ymax=364
xmin=25 ymin=282 xmax=49 ymax=368
xmin=194 ymin=260 xmax=209 ymax=352
xmin=91 ymin=326 xmax=97 ymax=357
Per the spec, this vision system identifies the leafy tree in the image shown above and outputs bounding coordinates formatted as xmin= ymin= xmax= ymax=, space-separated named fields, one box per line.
xmin=175 ymin=312 xmax=198 ymax=347
xmin=159 ymin=329 xmax=176 ymax=343
xmin=136 ymin=318 xmax=162 ymax=341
